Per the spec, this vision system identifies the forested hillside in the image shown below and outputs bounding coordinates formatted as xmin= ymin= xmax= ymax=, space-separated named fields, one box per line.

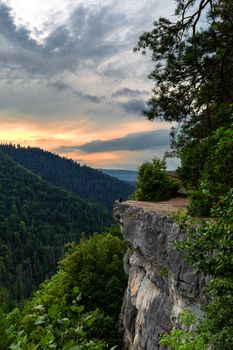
xmin=0 ymin=145 xmax=133 ymax=212
xmin=0 ymin=0 xmax=232 ymax=349
xmin=0 ymin=227 xmax=127 ymax=349
xmin=0 ymin=151 xmax=111 ymax=303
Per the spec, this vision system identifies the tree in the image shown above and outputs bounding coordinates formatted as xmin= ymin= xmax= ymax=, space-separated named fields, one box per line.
xmin=188 ymin=121 xmax=233 ymax=215
xmin=135 ymin=158 xmax=178 ymax=201
xmin=135 ymin=0 xmax=233 ymax=122
xmin=135 ymin=0 xmax=233 ymax=210
xmin=6 ymin=227 xmax=127 ymax=349
xmin=60 ymin=227 xmax=127 ymax=321
xmin=0 ymin=308 xmax=11 ymax=349
xmin=175 ymin=190 xmax=233 ymax=349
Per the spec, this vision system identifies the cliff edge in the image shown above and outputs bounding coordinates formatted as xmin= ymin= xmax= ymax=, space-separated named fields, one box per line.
xmin=114 ymin=200 xmax=206 ymax=350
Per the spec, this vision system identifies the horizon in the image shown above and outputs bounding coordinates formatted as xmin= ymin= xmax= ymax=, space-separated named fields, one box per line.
xmin=0 ymin=0 xmax=177 ymax=169
xmin=0 ymin=142 xmax=179 ymax=171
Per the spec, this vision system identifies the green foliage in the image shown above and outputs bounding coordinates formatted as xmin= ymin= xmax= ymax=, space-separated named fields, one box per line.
xmin=0 ymin=144 xmax=133 ymax=213
xmin=160 ymin=310 xmax=206 ymax=350
xmin=0 ymin=307 xmax=12 ymax=349
xmin=135 ymin=158 xmax=178 ymax=201
xmin=135 ymin=0 xmax=233 ymax=214
xmin=176 ymin=190 xmax=233 ymax=349
xmin=8 ymin=300 xmax=109 ymax=350
xmin=7 ymin=228 xmax=126 ymax=349
xmin=60 ymin=228 xmax=127 ymax=321
xmin=171 ymin=209 xmax=188 ymax=228
xmin=158 ymin=266 xmax=169 ymax=278
xmin=136 ymin=1 xmax=233 ymax=121
xmin=188 ymin=123 xmax=233 ymax=216
xmin=0 ymin=151 xmax=111 ymax=303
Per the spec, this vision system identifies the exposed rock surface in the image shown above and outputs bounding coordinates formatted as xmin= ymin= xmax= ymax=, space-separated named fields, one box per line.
xmin=114 ymin=200 xmax=206 ymax=350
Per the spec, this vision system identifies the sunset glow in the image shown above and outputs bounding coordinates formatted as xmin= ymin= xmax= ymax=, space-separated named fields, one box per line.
xmin=0 ymin=0 xmax=175 ymax=169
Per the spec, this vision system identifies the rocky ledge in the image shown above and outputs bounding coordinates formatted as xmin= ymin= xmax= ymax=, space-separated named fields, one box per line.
xmin=114 ymin=200 xmax=207 ymax=350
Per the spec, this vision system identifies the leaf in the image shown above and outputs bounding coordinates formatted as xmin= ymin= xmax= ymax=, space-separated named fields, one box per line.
xmin=62 ymin=341 xmax=77 ymax=350
xmin=40 ymin=333 xmax=55 ymax=346
xmin=48 ymin=304 xmax=59 ymax=318
xmin=33 ymin=304 xmax=45 ymax=311
xmin=73 ymin=286 xmax=80 ymax=294
xmin=70 ymin=305 xmax=85 ymax=313
xmin=34 ymin=315 xmax=46 ymax=325
xmin=86 ymin=315 xmax=97 ymax=327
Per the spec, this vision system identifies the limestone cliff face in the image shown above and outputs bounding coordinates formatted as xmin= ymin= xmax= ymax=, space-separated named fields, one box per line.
xmin=114 ymin=201 xmax=206 ymax=350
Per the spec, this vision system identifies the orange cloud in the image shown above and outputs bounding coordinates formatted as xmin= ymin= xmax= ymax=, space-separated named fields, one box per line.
xmin=59 ymin=149 xmax=164 ymax=169
xmin=0 ymin=118 xmax=173 ymax=168
xmin=62 ymin=150 xmax=120 ymax=167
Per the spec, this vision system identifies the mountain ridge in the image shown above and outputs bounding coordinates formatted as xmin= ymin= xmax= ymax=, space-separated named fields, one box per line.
xmin=0 ymin=144 xmax=133 ymax=212
xmin=0 ymin=150 xmax=111 ymax=302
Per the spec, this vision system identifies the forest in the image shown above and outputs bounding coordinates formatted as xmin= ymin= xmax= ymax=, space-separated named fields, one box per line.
xmin=0 ymin=151 xmax=113 ymax=304
xmin=0 ymin=226 xmax=127 ymax=349
xmin=0 ymin=0 xmax=232 ymax=349
xmin=0 ymin=144 xmax=134 ymax=213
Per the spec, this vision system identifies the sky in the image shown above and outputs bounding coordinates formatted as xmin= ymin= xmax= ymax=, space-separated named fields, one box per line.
xmin=0 ymin=0 xmax=178 ymax=170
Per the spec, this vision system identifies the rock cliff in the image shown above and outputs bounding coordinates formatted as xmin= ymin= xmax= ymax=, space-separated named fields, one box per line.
xmin=114 ymin=200 xmax=206 ymax=350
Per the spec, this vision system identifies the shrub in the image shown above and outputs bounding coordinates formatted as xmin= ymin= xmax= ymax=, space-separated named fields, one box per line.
xmin=160 ymin=310 xmax=206 ymax=350
xmin=135 ymin=158 xmax=178 ymax=201
xmin=6 ymin=227 xmax=127 ymax=349
xmin=189 ymin=125 xmax=233 ymax=217
xmin=176 ymin=190 xmax=233 ymax=349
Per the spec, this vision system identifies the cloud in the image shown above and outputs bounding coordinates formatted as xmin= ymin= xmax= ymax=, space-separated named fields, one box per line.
xmin=120 ymin=99 xmax=146 ymax=114
xmin=0 ymin=0 xmax=177 ymax=169
xmin=0 ymin=2 xmax=129 ymax=77
xmin=49 ymin=81 xmax=70 ymax=91
xmin=49 ymin=80 xmax=104 ymax=103
xmin=0 ymin=4 xmax=37 ymax=49
xmin=55 ymin=128 xmax=170 ymax=154
xmin=112 ymin=87 xmax=149 ymax=98
xmin=77 ymin=93 xmax=103 ymax=103
xmin=0 ymin=0 xmax=175 ymax=79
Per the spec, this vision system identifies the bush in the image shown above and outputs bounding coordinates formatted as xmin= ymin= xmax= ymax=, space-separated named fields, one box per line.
xmin=0 ymin=307 xmax=11 ymax=349
xmin=135 ymin=158 xmax=178 ymax=201
xmin=188 ymin=125 xmax=233 ymax=216
xmin=60 ymin=229 xmax=127 ymax=321
xmin=177 ymin=190 xmax=233 ymax=349
xmin=188 ymin=184 xmax=213 ymax=217
xmin=6 ymin=227 xmax=127 ymax=349
xmin=160 ymin=310 xmax=206 ymax=350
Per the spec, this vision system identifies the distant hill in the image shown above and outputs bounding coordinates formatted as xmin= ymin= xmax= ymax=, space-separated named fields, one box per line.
xmin=0 ymin=151 xmax=111 ymax=302
xmin=100 ymin=169 xmax=176 ymax=184
xmin=0 ymin=145 xmax=134 ymax=213
xmin=100 ymin=169 xmax=138 ymax=183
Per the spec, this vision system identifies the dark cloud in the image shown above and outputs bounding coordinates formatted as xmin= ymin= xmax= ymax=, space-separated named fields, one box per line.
xmin=68 ymin=5 xmax=126 ymax=60
xmin=72 ymin=90 xmax=104 ymax=103
xmin=76 ymin=92 xmax=104 ymax=103
xmin=97 ymin=64 xmax=129 ymax=79
xmin=112 ymin=88 xmax=149 ymax=98
xmin=55 ymin=129 xmax=170 ymax=154
xmin=0 ymin=0 xmax=176 ymax=80
xmin=0 ymin=4 xmax=37 ymax=49
xmin=0 ymin=0 xmax=175 ymax=126
xmin=49 ymin=80 xmax=104 ymax=103
xmin=49 ymin=81 xmax=70 ymax=90
xmin=120 ymin=99 xmax=146 ymax=114
xmin=0 ymin=3 xmax=128 ymax=77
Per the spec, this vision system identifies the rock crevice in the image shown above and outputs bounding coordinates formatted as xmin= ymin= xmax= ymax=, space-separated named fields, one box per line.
xmin=114 ymin=201 xmax=206 ymax=350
